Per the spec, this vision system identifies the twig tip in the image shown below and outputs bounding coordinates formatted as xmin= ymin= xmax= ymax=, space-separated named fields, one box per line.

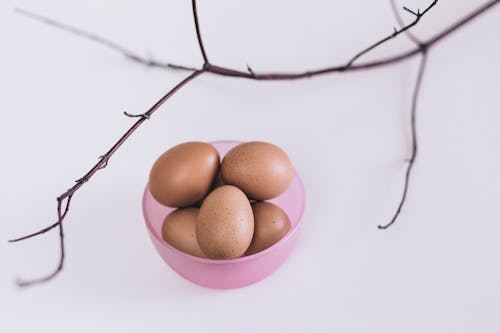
xmin=124 ymin=111 xmax=150 ymax=119
xmin=15 ymin=278 xmax=29 ymax=288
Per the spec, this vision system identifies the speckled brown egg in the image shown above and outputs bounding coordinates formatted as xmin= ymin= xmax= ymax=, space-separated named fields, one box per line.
xmin=197 ymin=185 xmax=254 ymax=259
xmin=162 ymin=208 xmax=207 ymax=258
xmin=193 ymin=169 xmax=226 ymax=208
xmin=149 ymin=142 xmax=219 ymax=207
xmin=245 ymin=202 xmax=291 ymax=256
xmin=221 ymin=141 xmax=293 ymax=200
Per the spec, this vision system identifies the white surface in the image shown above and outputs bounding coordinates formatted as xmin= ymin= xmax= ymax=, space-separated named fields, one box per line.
xmin=1 ymin=0 xmax=500 ymax=332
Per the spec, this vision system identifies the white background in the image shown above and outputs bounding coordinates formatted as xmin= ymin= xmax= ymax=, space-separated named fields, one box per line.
xmin=1 ymin=0 xmax=500 ymax=332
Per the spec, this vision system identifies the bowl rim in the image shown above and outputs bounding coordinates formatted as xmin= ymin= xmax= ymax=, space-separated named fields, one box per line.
xmin=142 ymin=140 xmax=306 ymax=265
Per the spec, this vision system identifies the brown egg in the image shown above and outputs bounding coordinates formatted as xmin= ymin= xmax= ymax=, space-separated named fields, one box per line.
xmin=221 ymin=141 xmax=294 ymax=200
xmin=149 ymin=142 xmax=219 ymax=207
xmin=197 ymin=185 xmax=254 ymax=259
xmin=212 ymin=169 xmax=225 ymax=189
xmin=193 ymin=169 xmax=225 ymax=208
xmin=245 ymin=202 xmax=291 ymax=256
xmin=162 ymin=208 xmax=207 ymax=258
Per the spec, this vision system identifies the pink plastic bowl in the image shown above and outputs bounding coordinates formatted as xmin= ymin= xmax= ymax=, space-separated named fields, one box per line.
xmin=142 ymin=140 xmax=306 ymax=289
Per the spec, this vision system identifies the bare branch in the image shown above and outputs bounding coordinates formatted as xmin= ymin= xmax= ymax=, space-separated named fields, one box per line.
xmin=14 ymin=8 xmax=198 ymax=72
xmin=9 ymin=196 xmax=71 ymax=243
xmin=204 ymin=0 xmax=498 ymax=79
xmin=16 ymin=218 xmax=66 ymax=287
xmin=9 ymin=0 xmax=500 ymax=286
xmin=15 ymin=0 xmax=500 ymax=80
xmin=9 ymin=71 xmax=204 ymax=286
xmin=344 ymin=0 xmax=436 ymax=67
xmin=390 ymin=0 xmax=422 ymax=45
xmin=192 ymin=0 xmax=209 ymax=64
xmin=379 ymin=52 xmax=428 ymax=229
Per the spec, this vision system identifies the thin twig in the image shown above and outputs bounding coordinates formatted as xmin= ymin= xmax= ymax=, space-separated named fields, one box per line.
xmin=403 ymin=6 xmax=420 ymax=17
xmin=14 ymin=8 xmax=198 ymax=72
xmin=10 ymin=69 xmax=203 ymax=243
xmin=205 ymin=0 xmax=498 ymax=80
xmin=424 ymin=0 xmax=499 ymax=48
xmin=9 ymin=70 xmax=203 ymax=287
xmin=98 ymin=155 xmax=109 ymax=170
xmin=15 ymin=1 xmax=499 ymax=80
xmin=191 ymin=0 xmax=209 ymax=65
xmin=14 ymin=195 xmax=71 ymax=287
xmin=344 ymin=0 xmax=436 ymax=67
xmin=382 ymin=0 xmax=423 ymax=230
xmin=246 ymin=64 xmax=256 ymax=77
xmin=379 ymin=51 xmax=428 ymax=229
xmin=390 ymin=0 xmax=422 ymax=45
xmin=16 ymin=215 xmax=66 ymax=287
xmin=9 ymin=196 xmax=72 ymax=243
xmin=123 ymin=111 xmax=151 ymax=120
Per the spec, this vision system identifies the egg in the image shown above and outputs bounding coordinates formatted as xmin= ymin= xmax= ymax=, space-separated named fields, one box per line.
xmin=192 ymin=169 xmax=225 ymax=208
xmin=197 ymin=185 xmax=254 ymax=259
xmin=221 ymin=141 xmax=293 ymax=200
xmin=212 ymin=169 xmax=225 ymax=189
xmin=245 ymin=202 xmax=291 ymax=256
xmin=162 ymin=208 xmax=207 ymax=258
xmin=149 ymin=142 xmax=219 ymax=207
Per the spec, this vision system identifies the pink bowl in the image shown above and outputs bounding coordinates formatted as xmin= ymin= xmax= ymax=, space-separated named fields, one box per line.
xmin=142 ymin=140 xmax=306 ymax=289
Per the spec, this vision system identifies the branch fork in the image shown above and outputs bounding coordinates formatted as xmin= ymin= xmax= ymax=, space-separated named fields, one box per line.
xmin=9 ymin=0 xmax=500 ymax=286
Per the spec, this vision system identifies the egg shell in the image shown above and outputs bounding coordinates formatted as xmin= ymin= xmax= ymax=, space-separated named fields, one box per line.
xmin=245 ymin=202 xmax=291 ymax=256
xmin=197 ymin=185 xmax=254 ymax=259
xmin=149 ymin=142 xmax=219 ymax=207
xmin=221 ymin=141 xmax=293 ymax=200
xmin=212 ymin=169 xmax=225 ymax=189
xmin=162 ymin=208 xmax=207 ymax=258
xmin=193 ymin=169 xmax=226 ymax=208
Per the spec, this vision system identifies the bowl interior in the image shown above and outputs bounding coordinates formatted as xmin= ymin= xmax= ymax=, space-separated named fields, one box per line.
xmin=143 ymin=140 xmax=306 ymax=263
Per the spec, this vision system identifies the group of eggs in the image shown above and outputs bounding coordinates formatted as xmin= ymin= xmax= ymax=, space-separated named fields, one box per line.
xmin=149 ymin=141 xmax=295 ymax=260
